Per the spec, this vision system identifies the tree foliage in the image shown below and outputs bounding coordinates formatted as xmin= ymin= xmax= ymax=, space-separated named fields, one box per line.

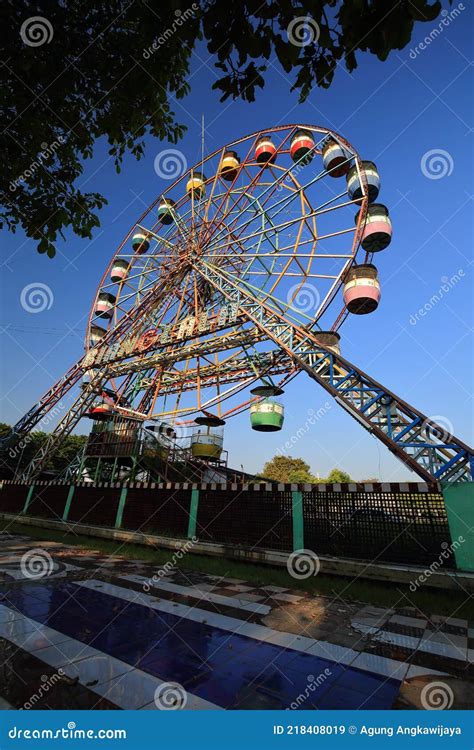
xmin=0 ymin=422 xmax=87 ymax=478
xmin=327 ymin=468 xmax=352 ymax=483
xmin=262 ymin=455 xmax=353 ymax=483
xmin=263 ymin=455 xmax=314 ymax=482
xmin=2 ymin=0 xmax=442 ymax=256
xmin=288 ymin=467 xmax=317 ymax=483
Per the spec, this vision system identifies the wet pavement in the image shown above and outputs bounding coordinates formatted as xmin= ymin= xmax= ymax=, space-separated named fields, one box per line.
xmin=0 ymin=532 xmax=472 ymax=710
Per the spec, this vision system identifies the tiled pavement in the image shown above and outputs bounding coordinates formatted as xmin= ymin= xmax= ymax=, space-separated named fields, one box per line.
xmin=0 ymin=532 xmax=472 ymax=710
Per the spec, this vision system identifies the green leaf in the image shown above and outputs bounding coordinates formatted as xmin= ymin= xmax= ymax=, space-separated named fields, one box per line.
xmin=1 ymin=0 xmax=443 ymax=257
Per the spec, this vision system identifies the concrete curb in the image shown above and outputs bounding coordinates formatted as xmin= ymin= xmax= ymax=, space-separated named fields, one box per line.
xmin=2 ymin=512 xmax=472 ymax=593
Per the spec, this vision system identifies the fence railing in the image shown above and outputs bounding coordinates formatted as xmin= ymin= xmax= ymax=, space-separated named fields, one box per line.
xmin=0 ymin=479 xmax=457 ymax=570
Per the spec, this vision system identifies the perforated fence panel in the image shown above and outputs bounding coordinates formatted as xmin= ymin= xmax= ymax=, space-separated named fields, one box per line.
xmin=0 ymin=482 xmax=455 ymax=569
xmin=303 ymin=490 xmax=451 ymax=566
xmin=67 ymin=487 xmax=119 ymax=527
xmin=121 ymin=488 xmax=191 ymax=537
xmin=27 ymin=485 xmax=69 ymax=521
xmin=0 ymin=484 xmax=28 ymax=514
xmin=196 ymin=489 xmax=293 ymax=551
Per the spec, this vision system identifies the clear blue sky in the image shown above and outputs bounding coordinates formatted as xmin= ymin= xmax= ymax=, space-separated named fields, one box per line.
xmin=1 ymin=6 xmax=473 ymax=481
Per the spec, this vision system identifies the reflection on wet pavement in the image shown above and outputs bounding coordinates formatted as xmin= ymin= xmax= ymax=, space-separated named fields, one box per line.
xmin=0 ymin=533 xmax=472 ymax=710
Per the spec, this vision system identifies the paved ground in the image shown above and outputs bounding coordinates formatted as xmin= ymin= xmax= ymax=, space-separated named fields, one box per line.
xmin=0 ymin=532 xmax=472 ymax=710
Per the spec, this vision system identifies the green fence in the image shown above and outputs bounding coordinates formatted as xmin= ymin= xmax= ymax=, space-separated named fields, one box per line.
xmin=0 ymin=479 xmax=469 ymax=569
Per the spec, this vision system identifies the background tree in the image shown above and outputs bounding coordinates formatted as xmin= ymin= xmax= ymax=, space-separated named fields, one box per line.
xmin=327 ymin=468 xmax=352 ymax=483
xmin=262 ymin=455 xmax=313 ymax=482
xmin=287 ymin=467 xmax=318 ymax=483
xmin=2 ymin=0 xmax=442 ymax=256
xmin=261 ymin=455 xmax=355 ymax=482
xmin=0 ymin=423 xmax=87 ymax=478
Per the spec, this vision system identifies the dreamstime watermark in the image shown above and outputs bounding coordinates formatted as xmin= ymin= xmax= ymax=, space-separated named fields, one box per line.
xmin=21 ymin=671 xmax=65 ymax=709
xmin=277 ymin=403 xmax=331 ymax=456
xmin=143 ymin=5 xmax=199 ymax=58
xmin=8 ymin=402 xmax=65 ymax=461
xmin=409 ymin=536 xmax=464 ymax=592
xmin=20 ymin=548 xmax=54 ymax=579
xmin=286 ymin=669 xmax=332 ymax=710
xmin=20 ymin=16 xmax=54 ymax=47
xmin=154 ymin=681 xmax=187 ymax=710
xmin=287 ymin=16 xmax=320 ymax=47
xmin=20 ymin=282 xmax=54 ymax=313
xmin=287 ymin=549 xmax=320 ymax=579
xmin=142 ymin=537 xmax=197 ymax=592
xmin=421 ymin=415 xmax=454 ymax=443
xmin=276 ymin=159 xmax=307 ymax=192
xmin=409 ymin=269 xmax=464 ymax=325
xmin=10 ymin=137 xmax=65 ymax=192
xmin=154 ymin=149 xmax=187 ymax=180
xmin=420 ymin=681 xmax=454 ymax=710
xmin=9 ymin=724 xmax=127 ymax=740
xmin=409 ymin=4 xmax=465 ymax=59
xmin=421 ymin=149 xmax=454 ymax=180
xmin=287 ymin=282 xmax=320 ymax=315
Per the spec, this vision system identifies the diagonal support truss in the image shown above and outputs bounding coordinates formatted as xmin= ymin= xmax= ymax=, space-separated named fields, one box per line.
xmin=194 ymin=261 xmax=473 ymax=485
xmin=3 ymin=256 xmax=472 ymax=485
xmin=0 ymin=269 xmax=189 ymax=476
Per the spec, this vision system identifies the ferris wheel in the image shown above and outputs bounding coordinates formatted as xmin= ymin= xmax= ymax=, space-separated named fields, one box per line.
xmin=85 ymin=125 xmax=389 ymax=430
xmin=4 ymin=124 xmax=472 ymax=485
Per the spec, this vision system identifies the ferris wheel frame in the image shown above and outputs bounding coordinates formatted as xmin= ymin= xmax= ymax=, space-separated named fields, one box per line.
xmin=84 ymin=124 xmax=372 ymax=426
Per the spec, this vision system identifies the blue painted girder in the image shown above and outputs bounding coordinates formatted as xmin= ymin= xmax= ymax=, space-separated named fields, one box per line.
xmin=196 ymin=261 xmax=473 ymax=484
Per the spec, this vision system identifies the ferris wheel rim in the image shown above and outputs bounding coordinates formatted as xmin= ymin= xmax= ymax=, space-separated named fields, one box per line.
xmin=86 ymin=122 xmax=366 ymax=329
xmin=84 ymin=123 xmax=371 ymax=423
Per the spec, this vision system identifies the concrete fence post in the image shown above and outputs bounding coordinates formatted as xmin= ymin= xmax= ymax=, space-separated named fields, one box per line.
xmin=22 ymin=485 xmax=35 ymax=515
xmin=62 ymin=486 xmax=75 ymax=522
xmin=188 ymin=489 xmax=200 ymax=539
xmin=115 ymin=488 xmax=128 ymax=529
xmin=291 ymin=490 xmax=304 ymax=551
xmin=443 ymin=483 xmax=474 ymax=572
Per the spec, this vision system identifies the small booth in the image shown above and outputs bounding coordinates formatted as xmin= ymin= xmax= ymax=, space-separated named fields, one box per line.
xmin=313 ymin=331 xmax=341 ymax=355
xmin=157 ymin=198 xmax=176 ymax=225
xmin=255 ymin=136 xmax=277 ymax=165
xmin=343 ymin=263 xmax=381 ymax=315
xmin=144 ymin=423 xmax=176 ymax=462
xmin=131 ymin=232 xmax=150 ymax=254
xmin=290 ymin=129 xmax=315 ymax=165
xmin=186 ymin=171 xmax=206 ymax=199
xmin=89 ymin=324 xmax=107 ymax=346
xmin=85 ymin=407 xmax=140 ymax=459
xmin=249 ymin=383 xmax=285 ymax=432
xmin=347 ymin=161 xmax=381 ymax=203
xmin=191 ymin=414 xmax=225 ymax=460
xmin=110 ymin=259 xmax=130 ymax=284
xmin=219 ymin=151 xmax=241 ymax=181
xmin=356 ymin=204 xmax=392 ymax=253
xmin=322 ymin=138 xmax=351 ymax=177
xmin=94 ymin=291 xmax=116 ymax=319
